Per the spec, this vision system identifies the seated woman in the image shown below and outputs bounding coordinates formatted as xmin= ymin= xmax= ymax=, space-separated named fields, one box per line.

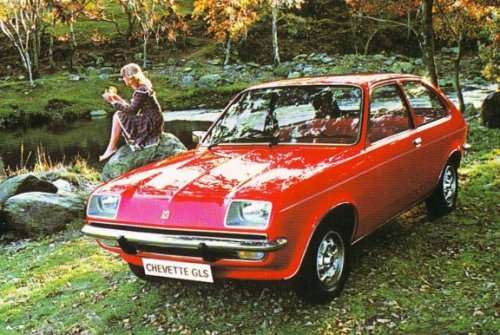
xmin=100 ymin=63 xmax=164 ymax=161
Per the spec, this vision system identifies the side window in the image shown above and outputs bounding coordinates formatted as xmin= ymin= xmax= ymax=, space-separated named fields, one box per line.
xmin=368 ymin=85 xmax=411 ymax=143
xmin=402 ymin=81 xmax=448 ymax=126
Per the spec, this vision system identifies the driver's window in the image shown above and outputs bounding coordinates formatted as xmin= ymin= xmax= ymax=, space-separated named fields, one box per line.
xmin=368 ymin=85 xmax=411 ymax=143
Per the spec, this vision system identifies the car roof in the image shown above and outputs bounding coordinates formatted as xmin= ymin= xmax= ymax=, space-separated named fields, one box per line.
xmin=248 ymin=73 xmax=422 ymax=90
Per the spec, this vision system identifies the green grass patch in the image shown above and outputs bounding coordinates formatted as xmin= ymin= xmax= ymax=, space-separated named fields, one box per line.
xmin=0 ymin=118 xmax=499 ymax=334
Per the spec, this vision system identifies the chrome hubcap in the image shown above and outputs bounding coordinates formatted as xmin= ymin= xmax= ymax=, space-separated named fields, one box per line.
xmin=443 ymin=165 xmax=457 ymax=207
xmin=316 ymin=231 xmax=345 ymax=291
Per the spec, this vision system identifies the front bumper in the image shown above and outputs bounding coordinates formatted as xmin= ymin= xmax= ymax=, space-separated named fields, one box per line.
xmin=81 ymin=224 xmax=287 ymax=252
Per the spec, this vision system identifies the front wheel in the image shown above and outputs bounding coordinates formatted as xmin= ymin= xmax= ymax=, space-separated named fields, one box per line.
xmin=426 ymin=163 xmax=459 ymax=217
xmin=295 ymin=226 xmax=350 ymax=304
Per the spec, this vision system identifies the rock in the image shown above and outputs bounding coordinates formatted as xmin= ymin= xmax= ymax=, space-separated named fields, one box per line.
xmin=90 ymin=110 xmax=107 ymax=118
xmin=167 ymin=58 xmax=177 ymax=66
xmin=414 ymin=58 xmax=424 ymax=66
xmin=0 ymin=174 xmax=57 ymax=209
xmin=392 ymin=61 xmax=414 ymax=73
xmin=302 ymin=65 xmax=317 ymax=75
xmin=99 ymin=73 xmax=109 ymax=80
xmin=287 ymin=71 xmax=301 ymax=79
xmin=3 ymin=192 xmax=85 ymax=237
xmin=99 ymin=67 xmax=114 ymax=75
xmin=373 ymin=54 xmax=385 ymax=62
xmin=86 ymin=66 xmax=98 ymax=76
xmin=198 ymin=74 xmax=222 ymax=88
xmin=68 ymin=74 xmax=81 ymax=81
xmin=183 ymin=67 xmax=193 ymax=73
xmin=441 ymin=47 xmax=459 ymax=54
xmin=481 ymin=91 xmax=500 ymax=128
xmin=53 ymin=179 xmax=74 ymax=193
xmin=207 ymin=58 xmax=222 ymax=66
xmin=246 ymin=62 xmax=260 ymax=68
xmin=180 ymin=75 xmax=195 ymax=88
xmin=274 ymin=63 xmax=291 ymax=77
xmin=438 ymin=79 xmax=454 ymax=88
xmin=101 ymin=132 xmax=187 ymax=181
xmin=293 ymin=54 xmax=307 ymax=61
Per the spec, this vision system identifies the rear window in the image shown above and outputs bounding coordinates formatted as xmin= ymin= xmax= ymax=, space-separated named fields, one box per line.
xmin=402 ymin=81 xmax=448 ymax=126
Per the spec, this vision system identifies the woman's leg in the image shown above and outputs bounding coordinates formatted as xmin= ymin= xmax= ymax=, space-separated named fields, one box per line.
xmin=99 ymin=112 xmax=122 ymax=161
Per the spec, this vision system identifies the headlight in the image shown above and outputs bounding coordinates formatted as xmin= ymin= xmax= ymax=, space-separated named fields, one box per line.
xmin=87 ymin=194 xmax=120 ymax=218
xmin=225 ymin=200 xmax=271 ymax=229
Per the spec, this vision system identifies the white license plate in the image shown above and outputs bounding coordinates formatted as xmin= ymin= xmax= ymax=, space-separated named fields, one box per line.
xmin=142 ymin=258 xmax=213 ymax=283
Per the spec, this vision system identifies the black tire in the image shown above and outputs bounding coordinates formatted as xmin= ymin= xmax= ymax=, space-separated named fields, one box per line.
xmin=425 ymin=162 xmax=459 ymax=217
xmin=295 ymin=224 xmax=351 ymax=304
xmin=128 ymin=263 xmax=162 ymax=282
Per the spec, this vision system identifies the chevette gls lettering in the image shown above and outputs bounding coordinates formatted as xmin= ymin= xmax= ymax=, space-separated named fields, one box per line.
xmin=83 ymin=74 xmax=467 ymax=303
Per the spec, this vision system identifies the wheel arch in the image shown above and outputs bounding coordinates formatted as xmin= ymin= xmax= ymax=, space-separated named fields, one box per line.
xmin=287 ymin=202 xmax=358 ymax=280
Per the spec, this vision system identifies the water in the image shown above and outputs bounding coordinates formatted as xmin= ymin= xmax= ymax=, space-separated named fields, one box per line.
xmin=0 ymin=83 xmax=496 ymax=171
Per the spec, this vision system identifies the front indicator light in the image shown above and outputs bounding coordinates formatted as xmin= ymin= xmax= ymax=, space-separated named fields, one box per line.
xmin=237 ymin=251 xmax=265 ymax=260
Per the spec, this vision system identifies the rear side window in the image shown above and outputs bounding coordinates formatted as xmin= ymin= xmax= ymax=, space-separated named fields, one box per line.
xmin=402 ymin=81 xmax=448 ymax=126
xmin=368 ymin=84 xmax=411 ymax=143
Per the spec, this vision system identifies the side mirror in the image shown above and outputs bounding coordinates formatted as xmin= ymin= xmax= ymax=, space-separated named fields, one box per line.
xmin=192 ymin=131 xmax=207 ymax=145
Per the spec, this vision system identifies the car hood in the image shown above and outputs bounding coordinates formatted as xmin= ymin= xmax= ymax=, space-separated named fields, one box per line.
xmin=92 ymin=146 xmax=355 ymax=230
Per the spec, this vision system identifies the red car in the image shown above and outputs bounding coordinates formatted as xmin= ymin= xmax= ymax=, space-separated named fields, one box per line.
xmin=83 ymin=74 xmax=467 ymax=303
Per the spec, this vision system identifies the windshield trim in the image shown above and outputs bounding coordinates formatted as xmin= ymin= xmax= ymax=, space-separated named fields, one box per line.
xmin=201 ymin=84 xmax=365 ymax=148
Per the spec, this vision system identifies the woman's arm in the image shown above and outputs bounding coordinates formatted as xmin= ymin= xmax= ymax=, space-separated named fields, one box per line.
xmin=112 ymin=90 xmax=147 ymax=114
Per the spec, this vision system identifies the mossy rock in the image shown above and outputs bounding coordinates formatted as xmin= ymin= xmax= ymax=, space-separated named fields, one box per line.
xmin=481 ymin=91 xmax=500 ymax=129
xmin=0 ymin=174 xmax=57 ymax=209
xmin=3 ymin=192 xmax=85 ymax=237
xmin=101 ymin=132 xmax=187 ymax=181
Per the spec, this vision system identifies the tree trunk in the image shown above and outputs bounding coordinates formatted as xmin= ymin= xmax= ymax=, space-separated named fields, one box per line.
xmin=143 ymin=34 xmax=148 ymax=69
xmin=224 ymin=34 xmax=232 ymax=66
xmin=422 ymin=0 xmax=439 ymax=87
xmin=271 ymin=5 xmax=280 ymax=65
xmin=126 ymin=10 xmax=136 ymax=45
xmin=49 ymin=18 xmax=56 ymax=69
xmin=364 ymin=29 xmax=379 ymax=55
xmin=31 ymin=30 xmax=40 ymax=78
xmin=453 ymin=33 xmax=465 ymax=113
xmin=69 ymin=19 xmax=77 ymax=72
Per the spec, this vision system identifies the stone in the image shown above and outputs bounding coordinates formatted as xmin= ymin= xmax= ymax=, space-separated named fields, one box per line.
xmin=287 ymin=71 xmax=301 ymax=79
xmin=99 ymin=67 xmax=114 ymax=75
xmin=0 ymin=174 xmax=57 ymax=209
xmin=392 ymin=61 xmax=414 ymax=73
xmin=180 ymin=75 xmax=195 ymax=88
xmin=86 ymin=66 xmax=98 ymax=76
xmin=373 ymin=54 xmax=385 ymax=62
xmin=3 ymin=192 xmax=85 ymax=237
xmin=53 ymin=179 xmax=74 ymax=193
xmin=481 ymin=91 xmax=500 ymax=129
xmin=183 ymin=67 xmax=193 ymax=73
xmin=207 ymin=58 xmax=222 ymax=65
xmin=246 ymin=62 xmax=260 ymax=68
xmin=68 ymin=74 xmax=81 ymax=81
xmin=273 ymin=63 xmax=290 ymax=77
xmin=167 ymin=58 xmax=177 ymax=66
xmin=101 ymin=132 xmax=187 ymax=181
xmin=99 ymin=73 xmax=109 ymax=80
xmin=198 ymin=74 xmax=222 ymax=88
xmin=90 ymin=110 xmax=107 ymax=118
xmin=414 ymin=58 xmax=424 ymax=66
xmin=293 ymin=54 xmax=308 ymax=61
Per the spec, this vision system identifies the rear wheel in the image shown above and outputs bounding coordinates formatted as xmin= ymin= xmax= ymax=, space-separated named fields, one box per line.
xmin=295 ymin=225 xmax=350 ymax=304
xmin=426 ymin=163 xmax=459 ymax=217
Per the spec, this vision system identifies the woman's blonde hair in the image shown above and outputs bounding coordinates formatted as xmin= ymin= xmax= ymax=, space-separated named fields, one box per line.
xmin=120 ymin=63 xmax=152 ymax=90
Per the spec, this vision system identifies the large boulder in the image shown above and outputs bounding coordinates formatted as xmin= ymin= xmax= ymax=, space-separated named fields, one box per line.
xmin=101 ymin=132 xmax=187 ymax=181
xmin=0 ymin=174 xmax=57 ymax=208
xmin=481 ymin=91 xmax=500 ymax=128
xmin=3 ymin=192 xmax=85 ymax=237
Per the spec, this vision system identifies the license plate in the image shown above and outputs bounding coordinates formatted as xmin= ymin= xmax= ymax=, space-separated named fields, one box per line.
xmin=142 ymin=258 xmax=213 ymax=283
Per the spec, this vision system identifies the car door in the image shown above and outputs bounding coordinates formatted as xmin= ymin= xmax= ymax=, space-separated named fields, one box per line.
xmin=400 ymin=80 xmax=453 ymax=198
xmin=355 ymin=82 xmax=419 ymax=235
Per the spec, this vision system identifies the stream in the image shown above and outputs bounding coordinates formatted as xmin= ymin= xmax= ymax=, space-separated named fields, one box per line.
xmin=0 ymin=83 xmax=496 ymax=171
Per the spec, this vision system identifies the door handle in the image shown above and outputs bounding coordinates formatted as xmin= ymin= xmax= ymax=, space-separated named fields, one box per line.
xmin=413 ymin=137 xmax=422 ymax=146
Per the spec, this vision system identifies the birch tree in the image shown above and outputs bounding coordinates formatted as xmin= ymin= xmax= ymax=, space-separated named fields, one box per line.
xmin=0 ymin=0 xmax=46 ymax=85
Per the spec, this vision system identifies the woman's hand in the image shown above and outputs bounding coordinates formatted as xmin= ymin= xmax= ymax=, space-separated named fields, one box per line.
xmin=102 ymin=92 xmax=124 ymax=104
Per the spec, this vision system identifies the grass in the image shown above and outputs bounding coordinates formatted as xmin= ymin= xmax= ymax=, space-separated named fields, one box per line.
xmin=0 ymin=117 xmax=498 ymax=334
xmin=0 ymin=72 xmax=248 ymax=130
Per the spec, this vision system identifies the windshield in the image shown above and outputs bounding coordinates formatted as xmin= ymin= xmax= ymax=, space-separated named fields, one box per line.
xmin=203 ymin=85 xmax=363 ymax=146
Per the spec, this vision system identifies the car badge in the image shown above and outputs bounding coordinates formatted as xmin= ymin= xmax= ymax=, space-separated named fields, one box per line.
xmin=161 ymin=209 xmax=170 ymax=220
